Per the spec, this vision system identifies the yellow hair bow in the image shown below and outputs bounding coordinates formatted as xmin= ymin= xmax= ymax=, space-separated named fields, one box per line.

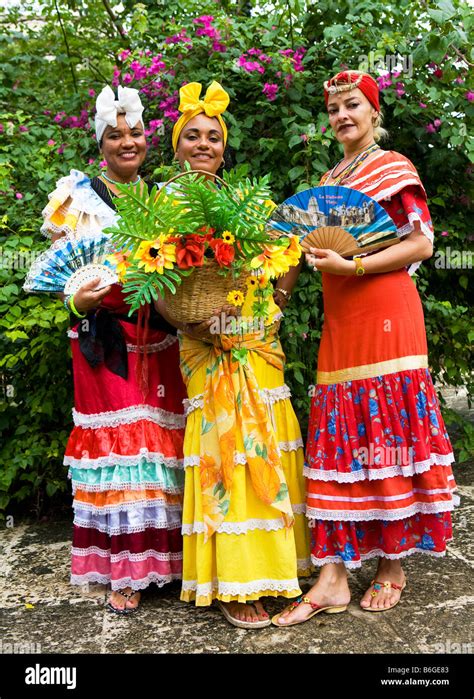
xmin=171 ymin=80 xmax=230 ymax=152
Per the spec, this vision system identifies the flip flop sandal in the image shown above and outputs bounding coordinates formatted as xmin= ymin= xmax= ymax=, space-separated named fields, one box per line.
xmin=107 ymin=589 xmax=141 ymax=616
xmin=271 ymin=595 xmax=348 ymax=627
xmin=362 ymin=579 xmax=407 ymax=613
xmin=217 ymin=601 xmax=271 ymax=629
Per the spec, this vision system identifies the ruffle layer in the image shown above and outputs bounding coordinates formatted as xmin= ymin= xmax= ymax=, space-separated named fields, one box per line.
xmin=73 ymin=504 xmax=182 ymax=535
xmin=73 ymin=523 xmax=182 ymax=554
xmin=68 ymin=460 xmax=184 ymax=494
xmin=180 ymin=577 xmax=301 ymax=606
xmin=306 ymin=466 xmax=457 ymax=522
xmin=305 ymin=368 xmax=454 ymax=482
xmin=65 ymin=420 xmax=184 ymax=468
xmin=73 ymin=486 xmax=182 ymax=515
xmin=309 ymin=511 xmax=453 ymax=569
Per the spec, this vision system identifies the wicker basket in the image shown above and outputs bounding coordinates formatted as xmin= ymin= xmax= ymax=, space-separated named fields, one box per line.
xmin=164 ymin=259 xmax=249 ymax=324
xmin=158 ymin=169 xmax=273 ymax=324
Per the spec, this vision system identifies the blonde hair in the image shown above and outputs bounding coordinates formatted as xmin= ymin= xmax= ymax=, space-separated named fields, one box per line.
xmin=373 ymin=110 xmax=389 ymax=142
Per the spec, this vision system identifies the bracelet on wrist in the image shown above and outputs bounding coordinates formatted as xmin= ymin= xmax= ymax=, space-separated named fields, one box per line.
xmin=69 ymin=294 xmax=86 ymax=318
xmin=63 ymin=294 xmax=72 ymax=312
xmin=275 ymin=287 xmax=291 ymax=300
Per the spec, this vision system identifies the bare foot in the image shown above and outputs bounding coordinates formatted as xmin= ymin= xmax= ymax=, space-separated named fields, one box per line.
xmin=223 ymin=600 xmax=269 ymax=623
xmin=360 ymin=559 xmax=406 ymax=611
xmin=276 ymin=564 xmax=351 ymax=625
xmin=108 ymin=588 xmax=141 ymax=612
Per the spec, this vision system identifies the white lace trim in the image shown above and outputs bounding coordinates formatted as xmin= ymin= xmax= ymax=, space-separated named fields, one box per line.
xmin=70 ymin=572 xmax=181 ymax=591
xmin=72 ymin=546 xmax=183 ymax=563
xmin=304 ymin=452 xmax=455 ymax=483
xmin=72 ymin=405 xmax=185 ymax=430
xmin=181 ymin=577 xmax=300 ymax=597
xmin=182 ymin=517 xmax=286 ymax=536
xmin=72 ymin=499 xmax=183 ymax=515
xmin=73 ymin=517 xmax=182 ymax=535
xmin=279 ymin=438 xmax=304 ymax=452
xmin=183 ymin=441 xmax=303 ymax=469
xmin=308 ymin=486 xmax=456 ymax=504
xmin=306 ymin=498 xmax=456 ymax=522
xmin=311 ymin=544 xmax=451 ymax=570
xmin=67 ymin=329 xmax=178 ymax=353
xmin=70 ymin=479 xmax=183 ymax=495
xmin=183 ymin=385 xmax=292 ymax=417
xmin=64 ymin=452 xmax=183 ymax=470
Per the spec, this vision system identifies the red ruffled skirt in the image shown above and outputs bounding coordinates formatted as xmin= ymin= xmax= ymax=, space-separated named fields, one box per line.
xmin=66 ymin=288 xmax=186 ymax=590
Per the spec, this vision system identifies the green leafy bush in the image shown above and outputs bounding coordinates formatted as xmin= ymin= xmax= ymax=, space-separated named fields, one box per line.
xmin=0 ymin=0 xmax=472 ymax=517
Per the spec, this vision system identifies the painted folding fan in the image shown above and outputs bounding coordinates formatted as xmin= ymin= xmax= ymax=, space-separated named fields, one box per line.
xmin=267 ymin=186 xmax=400 ymax=257
xmin=23 ymin=233 xmax=118 ymax=295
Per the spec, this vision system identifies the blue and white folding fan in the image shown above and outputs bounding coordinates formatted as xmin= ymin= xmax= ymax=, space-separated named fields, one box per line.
xmin=23 ymin=233 xmax=118 ymax=295
xmin=268 ymin=186 xmax=399 ymax=257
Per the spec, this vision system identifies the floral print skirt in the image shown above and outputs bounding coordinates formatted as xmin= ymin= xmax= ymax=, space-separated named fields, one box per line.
xmin=305 ymin=368 xmax=456 ymax=568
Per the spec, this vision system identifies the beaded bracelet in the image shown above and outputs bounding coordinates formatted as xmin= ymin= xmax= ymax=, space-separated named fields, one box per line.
xmin=63 ymin=294 xmax=72 ymax=311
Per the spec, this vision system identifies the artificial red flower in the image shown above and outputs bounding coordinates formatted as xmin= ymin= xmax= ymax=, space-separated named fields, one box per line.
xmin=176 ymin=237 xmax=205 ymax=269
xmin=209 ymin=239 xmax=235 ymax=267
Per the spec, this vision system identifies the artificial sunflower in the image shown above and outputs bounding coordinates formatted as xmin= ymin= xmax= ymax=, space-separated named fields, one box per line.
xmin=222 ymin=231 xmax=235 ymax=244
xmin=226 ymin=289 xmax=245 ymax=307
xmin=135 ymin=235 xmax=177 ymax=274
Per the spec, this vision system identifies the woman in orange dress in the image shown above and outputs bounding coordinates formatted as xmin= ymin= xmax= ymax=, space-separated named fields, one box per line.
xmin=273 ymin=70 xmax=456 ymax=626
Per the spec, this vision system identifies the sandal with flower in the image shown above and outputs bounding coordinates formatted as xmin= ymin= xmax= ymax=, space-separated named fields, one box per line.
xmin=362 ymin=579 xmax=406 ymax=613
xmin=107 ymin=589 xmax=141 ymax=616
xmin=271 ymin=595 xmax=348 ymax=627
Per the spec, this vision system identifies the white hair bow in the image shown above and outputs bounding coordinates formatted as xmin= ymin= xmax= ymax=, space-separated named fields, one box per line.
xmin=95 ymin=85 xmax=145 ymax=144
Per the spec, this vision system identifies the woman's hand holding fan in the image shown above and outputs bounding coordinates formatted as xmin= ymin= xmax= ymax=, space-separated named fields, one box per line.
xmin=305 ymin=247 xmax=356 ymax=275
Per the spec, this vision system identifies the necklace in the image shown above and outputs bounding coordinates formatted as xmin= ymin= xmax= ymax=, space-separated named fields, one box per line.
xmin=101 ymin=172 xmax=141 ymax=187
xmin=323 ymin=143 xmax=380 ymax=185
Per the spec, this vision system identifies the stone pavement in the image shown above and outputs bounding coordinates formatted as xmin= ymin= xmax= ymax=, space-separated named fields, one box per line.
xmin=0 ymin=389 xmax=472 ymax=654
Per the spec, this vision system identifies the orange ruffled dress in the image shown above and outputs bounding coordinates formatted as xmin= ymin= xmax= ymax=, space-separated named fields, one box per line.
xmin=305 ymin=150 xmax=457 ymax=568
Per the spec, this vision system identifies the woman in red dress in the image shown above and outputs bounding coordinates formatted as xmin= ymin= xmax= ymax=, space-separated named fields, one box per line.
xmin=36 ymin=86 xmax=186 ymax=614
xmin=273 ymin=71 xmax=456 ymax=625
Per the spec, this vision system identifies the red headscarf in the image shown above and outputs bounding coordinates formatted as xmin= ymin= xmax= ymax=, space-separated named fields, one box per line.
xmin=324 ymin=71 xmax=380 ymax=111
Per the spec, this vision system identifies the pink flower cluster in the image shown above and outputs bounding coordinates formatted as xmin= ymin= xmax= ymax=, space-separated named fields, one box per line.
xmin=425 ymin=118 xmax=442 ymax=134
xmin=145 ymin=118 xmax=164 ymax=137
xmin=279 ymin=47 xmax=306 ymax=72
xmin=165 ymin=29 xmax=192 ymax=46
xmin=466 ymin=91 xmax=474 ymax=102
xmin=53 ymin=109 xmax=90 ymax=130
xmin=159 ymin=93 xmax=179 ymax=122
xmin=262 ymin=83 xmax=278 ymax=101
xmin=193 ymin=15 xmax=226 ymax=52
xmin=238 ymin=48 xmax=271 ymax=74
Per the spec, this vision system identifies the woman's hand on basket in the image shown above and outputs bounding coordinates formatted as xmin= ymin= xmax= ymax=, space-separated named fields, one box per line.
xmin=183 ymin=305 xmax=239 ymax=341
xmin=306 ymin=248 xmax=355 ymax=275
xmin=72 ymin=278 xmax=112 ymax=314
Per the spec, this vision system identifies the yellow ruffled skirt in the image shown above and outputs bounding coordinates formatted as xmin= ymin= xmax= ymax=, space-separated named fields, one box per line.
xmin=180 ymin=340 xmax=311 ymax=606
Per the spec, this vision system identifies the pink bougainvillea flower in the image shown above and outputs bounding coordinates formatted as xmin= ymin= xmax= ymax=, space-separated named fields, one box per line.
xmin=321 ymin=125 xmax=327 ymax=133
xmin=419 ymin=102 xmax=427 ymax=108
xmin=262 ymin=83 xmax=278 ymax=101
xmin=56 ymin=145 xmax=65 ymax=155
xmin=88 ymin=158 xmax=95 ymax=165
xmin=300 ymin=134 xmax=308 ymax=143
xmin=212 ymin=40 xmax=226 ymax=52
xmin=433 ymin=118 xmax=442 ymax=128
xmin=88 ymin=89 xmax=95 ymax=97
xmin=377 ymin=74 xmax=392 ymax=90
xmin=99 ymin=159 xmax=107 ymax=168
xmin=425 ymin=124 xmax=436 ymax=134
xmin=440 ymin=231 xmax=448 ymax=237
xmin=15 ymin=192 xmax=23 ymax=199
xmin=47 ymin=139 xmax=55 ymax=146
xmin=455 ymin=77 xmax=465 ymax=84
xmin=122 ymin=73 xmax=133 ymax=85
xmin=465 ymin=91 xmax=474 ymax=102
xmin=118 ymin=49 xmax=131 ymax=62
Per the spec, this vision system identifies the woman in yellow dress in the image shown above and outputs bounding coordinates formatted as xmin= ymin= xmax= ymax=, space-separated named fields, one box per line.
xmin=157 ymin=81 xmax=311 ymax=628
